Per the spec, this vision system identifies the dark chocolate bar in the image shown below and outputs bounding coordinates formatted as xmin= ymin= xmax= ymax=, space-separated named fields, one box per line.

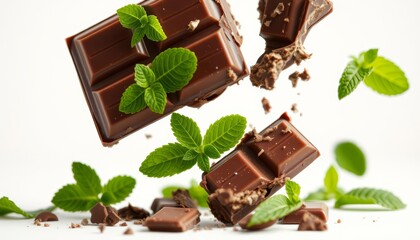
xmin=144 ymin=207 xmax=200 ymax=232
xmin=251 ymin=0 xmax=333 ymax=90
xmin=67 ymin=0 xmax=248 ymax=146
xmin=201 ymin=114 xmax=320 ymax=224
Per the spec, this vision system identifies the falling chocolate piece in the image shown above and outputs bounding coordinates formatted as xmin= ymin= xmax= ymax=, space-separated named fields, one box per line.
xmin=117 ymin=203 xmax=150 ymax=221
xmin=261 ymin=97 xmax=271 ymax=114
xmin=172 ymin=189 xmax=198 ymax=209
xmin=238 ymin=214 xmax=277 ymax=231
xmin=144 ymin=207 xmax=201 ymax=232
xmin=297 ymin=212 xmax=327 ymax=231
xmin=34 ymin=211 xmax=58 ymax=222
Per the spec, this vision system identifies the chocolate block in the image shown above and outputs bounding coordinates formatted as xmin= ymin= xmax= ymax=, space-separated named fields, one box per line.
xmin=251 ymin=0 xmax=333 ymax=90
xmin=67 ymin=0 xmax=248 ymax=146
xmin=201 ymin=114 xmax=320 ymax=224
xmin=144 ymin=207 xmax=200 ymax=232
xmin=150 ymin=198 xmax=180 ymax=213
xmin=282 ymin=202 xmax=328 ymax=224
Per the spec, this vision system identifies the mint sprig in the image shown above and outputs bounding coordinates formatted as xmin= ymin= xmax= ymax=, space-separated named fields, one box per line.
xmin=117 ymin=4 xmax=167 ymax=47
xmin=119 ymin=48 xmax=197 ymax=114
xmin=335 ymin=188 xmax=406 ymax=210
xmin=0 ymin=197 xmax=55 ymax=219
xmin=52 ymin=162 xmax=136 ymax=212
xmin=140 ymin=113 xmax=247 ymax=177
xmin=161 ymin=180 xmax=209 ymax=208
xmin=248 ymin=180 xmax=303 ymax=227
xmin=338 ymin=48 xmax=409 ymax=99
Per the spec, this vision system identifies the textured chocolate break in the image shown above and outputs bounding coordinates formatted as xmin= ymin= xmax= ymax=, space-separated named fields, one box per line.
xmin=172 ymin=189 xmax=198 ymax=209
xmin=297 ymin=212 xmax=327 ymax=231
xmin=117 ymin=203 xmax=150 ymax=221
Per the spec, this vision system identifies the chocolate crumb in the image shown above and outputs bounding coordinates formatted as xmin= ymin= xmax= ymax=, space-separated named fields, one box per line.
xmin=34 ymin=219 xmax=42 ymax=226
xmin=227 ymin=68 xmax=238 ymax=82
xmin=336 ymin=219 xmax=342 ymax=224
xmin=133 ymin=220 xmax=144 ymax=225
xmin=145 ymin=134 xmax=152 ymax=139
xmin=70 ymin=223 xmax=81 ymax=229
xmin=187 ymin=19 xmax=200 ymax=32
xmin=271 ymin=2 xmax=285 ymax=18
xmin=298 ymin=212 xmax=327 ymax=231
xmin=123 ymin=227 xmax=134 ymax=235
xmin=257 ymin=149 xmax=265 ymax=157
xmin=281 ymin=127 xmax=292 ymax=134
xmin=261 ymin=97 xmax=271 ymax=114
xmin=81 ymin=218 xmax=89 ymax=226
xmin=120 ymin=222 xmax=128 ymax=227
xmin=288 ymin=71 xmax=300 ymax=88
xmin=252 ymin=128 xmax=273 ymax=142
xmin=98 ymin=224 xmax=106 ymax=233
xmin=284 ymin=17 xmax=290 ymax=22
xmin=264 ymin=20 xmax=272 ymax=27
xmin=291 ymin=103 xmax=299 ymax=114
xmin=298 ymin=68 xmax=311 ymax=81
xmin=44 ymin=223 xmax=50 ymax=227
xmin=250 ymin=52 xmax=283 ymax=90
xmin=34 ymin=211 xmax=58 ymax=222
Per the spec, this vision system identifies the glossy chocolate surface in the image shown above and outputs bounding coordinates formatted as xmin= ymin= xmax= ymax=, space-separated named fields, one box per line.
xmin=201 ymin=114 xmax=320 ymax=224
xmin=144 ymin=207 xmax=200 ymax=232
xmin=67 ymin=0 xmax=248 ymax=146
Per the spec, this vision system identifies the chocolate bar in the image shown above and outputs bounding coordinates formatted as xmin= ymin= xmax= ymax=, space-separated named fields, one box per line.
xmin=251 ymin=0 xmax=333 ymax=90
xmin=282 ymin=202 xmax=328 ymax=224
xmin=200 ymin=113 xmax=320 ymax=224
xmin=150 ymin=198 xmax=180 ymax=213
xmin=144 ymin=207 xmax=200 ymax=232
xmin=67 ymin=0 xmax=248 ymax=146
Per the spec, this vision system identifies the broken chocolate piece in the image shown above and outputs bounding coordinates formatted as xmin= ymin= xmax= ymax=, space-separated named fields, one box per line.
xmin=261 ymin=97 xmax=271 ymax=114
xmin=299 ymin=68 xmax=311 ymax=80
xmin=289 ymin=71 xmax=300 ymax=88
xmin=201 ymin=114 xmax=319 ymax=224
xmin=172 ymin=189 xmax=198 ymax=209
xmin=151 ymin=198 xmax=180 ymax=213
xmin=90 ymin=203 xmax=121 ymax=226
xmin=66 ymin=0 xmax=248 ymax=146
xmin=118 ymin=203 xmax=150 ymax=221
xmin=238 ymin=214 xmax=277 ymax=231
xmin=251 ymin=0 xmax=333 ymax=89
xmin=282 ymin=202 xmax=328 ymax=224
xmin=34 ymin=211 xmax=58 ymax=222
xmin=106 ymin=207 xmax=121 ymax=226
xmin=297 ymin=212 xmax=327 ymax=231
xmin=144 ymin=207 xmax=201 ymax=232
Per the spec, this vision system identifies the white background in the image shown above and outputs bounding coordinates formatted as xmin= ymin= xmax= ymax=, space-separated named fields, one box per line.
xmin=1 ymin=0 xmax=419 ymax=239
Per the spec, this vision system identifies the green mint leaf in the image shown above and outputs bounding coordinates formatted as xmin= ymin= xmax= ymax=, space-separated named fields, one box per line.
xmin=140 ymin=143 xmax=196 ymax=177
xmin=131 ymin=27 xmax=146 ymax=47
xmin=72 ymin=162 xmax=102 ymax=196
xmin=170 ymin=113 xmax=202 ymax=149
xmin=362 ymin=48 xmax=379 ymax=66
xmin=145 ymin=15 xmax=167 ymax=42
xmin=144 ymin=82 xmax=167 ymax=114
xmin=140 ymin=15 xmax=149 ymax=27
xmin=183 ymin=149 xmax=199 ymax=161
xmin=305 ymin=187 xmax=345 ymax=201
xmin=117 ymin=4 xmax=147 ymax=29
xmin=364 ymin=56 xmax=409 ymax=95
xmin=203 ymin=145 xmax=221 ymax=159
xmin=203 ymin=114 xmax=247 ymax=154
xmin=248 ymin=195 xmax=302 ymax=227
xmin=338 ymin=60 xmax=372 ymax=100
xmin=196 ymin=154 xmax=210 ymax=172
xmin=0 ymin=197 xmax=33 ymax=218
xmin=101 ymin=176 xmax=136 ymax=205
xmin=119 ymin=84 xmax=147 ymax=114
xmin=135 ymin=64 xmax=155 ymax=88
xmin=324 ymin=165 xmax=339 ymax=194
xmin=335 ymin=141 xmax=366 ymax=176
xmin=335 ymin=188 xmax=406 ymax=210
xmin=152 ymin=48 xmax=197 ymax=93
xmin=188 ymin=180 xmax=208 ymax=208
xmin=285 ymin=180 xmax=301 ymax=204
xmin=162 ymin=186 xmax=186 ymax=198
xmin=52 ymin=184 xmax=99 ymax=212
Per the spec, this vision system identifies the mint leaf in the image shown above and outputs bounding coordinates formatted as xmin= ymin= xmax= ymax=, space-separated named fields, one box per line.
xmin=188 ymin=180 xmax=208 ymax=208
xmin=131 ymin=27 xmax=146 ymax=47
xmin=119 ymin=84 xmax=147 ymax=114
xmin=0 ymin=197 xmax=33 ymax=218
xmin=249 ymin=195 xmax=302 ymax=227
xmin=117 ymin=4 xmax=147 ymax=29
xmin=197 ymin=154 xmax=210 ymax=172
xmin=72 ymin=162 xmax=102 ymax=196
xmin=52 ymin=184 xmax=99 ymax=212
xmin=145 ymin=82 xmax=166 ymax=114
xmin=170 ymin=113 xmax=202 ymax=149
xmin=285 ymin=180 xmax=301 ymax=204
xmin=101 ymin=176 xmax=136 ymax=205
xmin=324 ymin=165 xmax=339 ymax=194
xmin=364 ymin=57 xmax=409 ymax=95
xmin=338 ymin=61 xmax=372 ymax=100
xmin=203 ymin=115 xmax=247 ymax=154
xmin=183 ymin=149 xmax=199 ymax=161
xmin=335 ymin=141 xmax=366 ymax=176
xmin=305 ymin=187 xmax=345 ymax=201
xmin=362 ymin=48 xmax=378 ymax=66
xmin=152 ymin=48 xmax=197 ymax=93
xmin=140 ymin=143 xmax=196 ymax=177
xmin=145 ymin=15 xmax=167 ymax=42
xmin=135 ymin=64 xmax=155 ymax=88
xmin=203 ymin=145 xmax=221 ymax=159
xmin=335 ymin=188 xmax=406 ymax=210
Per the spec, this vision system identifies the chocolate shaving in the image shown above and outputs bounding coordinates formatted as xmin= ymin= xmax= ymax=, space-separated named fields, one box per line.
xmin=298 ymin=212 xmax=327 ymax=231
xmin=187 ymin=19 xmax=200 ymax=32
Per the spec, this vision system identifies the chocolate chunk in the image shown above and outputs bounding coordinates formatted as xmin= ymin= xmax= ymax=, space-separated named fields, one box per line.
xmin=297 ymin=212 xmax=327 ymax=231
xmin=172 ymin=189 xmax=198 ymax=209
xmin=201 ymin=114 xmax=320 ymax=224
xmin=34 ymin=211 xmax=58 ymax=222
xmin=90 ymin=203 xmax=121 ymax=226
xmin=144 ymin=207 xmax=201 ymax=232
xmin=238 ymin=214 xmax=277 ymax=231
xmin=69 ymin=223 xmax=81 ymax=228
xmin=66 ymin=0 xmax=248 ymax=146
xmin=282 ymin=202 xmax=328 ymax=224
xmin=251 ymin=0 xmax=333 ymax=89
xmin=81 ymin=218 xmax=89 ymax=226
xmin=261 ymin=97 xmax=271 ymax=114
xmin=299 ymin=68 xmax=311 ymax=81
xmin=151 ymin=198 xmax=180 ymax=213
xmin=123 ymin=227 xmax=134 ymax=235
xmin=106 ymin=207 xmax=121 ymax=226
xmin=118 ymin=203 xmax=150 ymax=221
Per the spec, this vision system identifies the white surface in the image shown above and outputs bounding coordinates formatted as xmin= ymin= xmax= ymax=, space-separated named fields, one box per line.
xmin=1 ymin=0 xmax=419 ymax=239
